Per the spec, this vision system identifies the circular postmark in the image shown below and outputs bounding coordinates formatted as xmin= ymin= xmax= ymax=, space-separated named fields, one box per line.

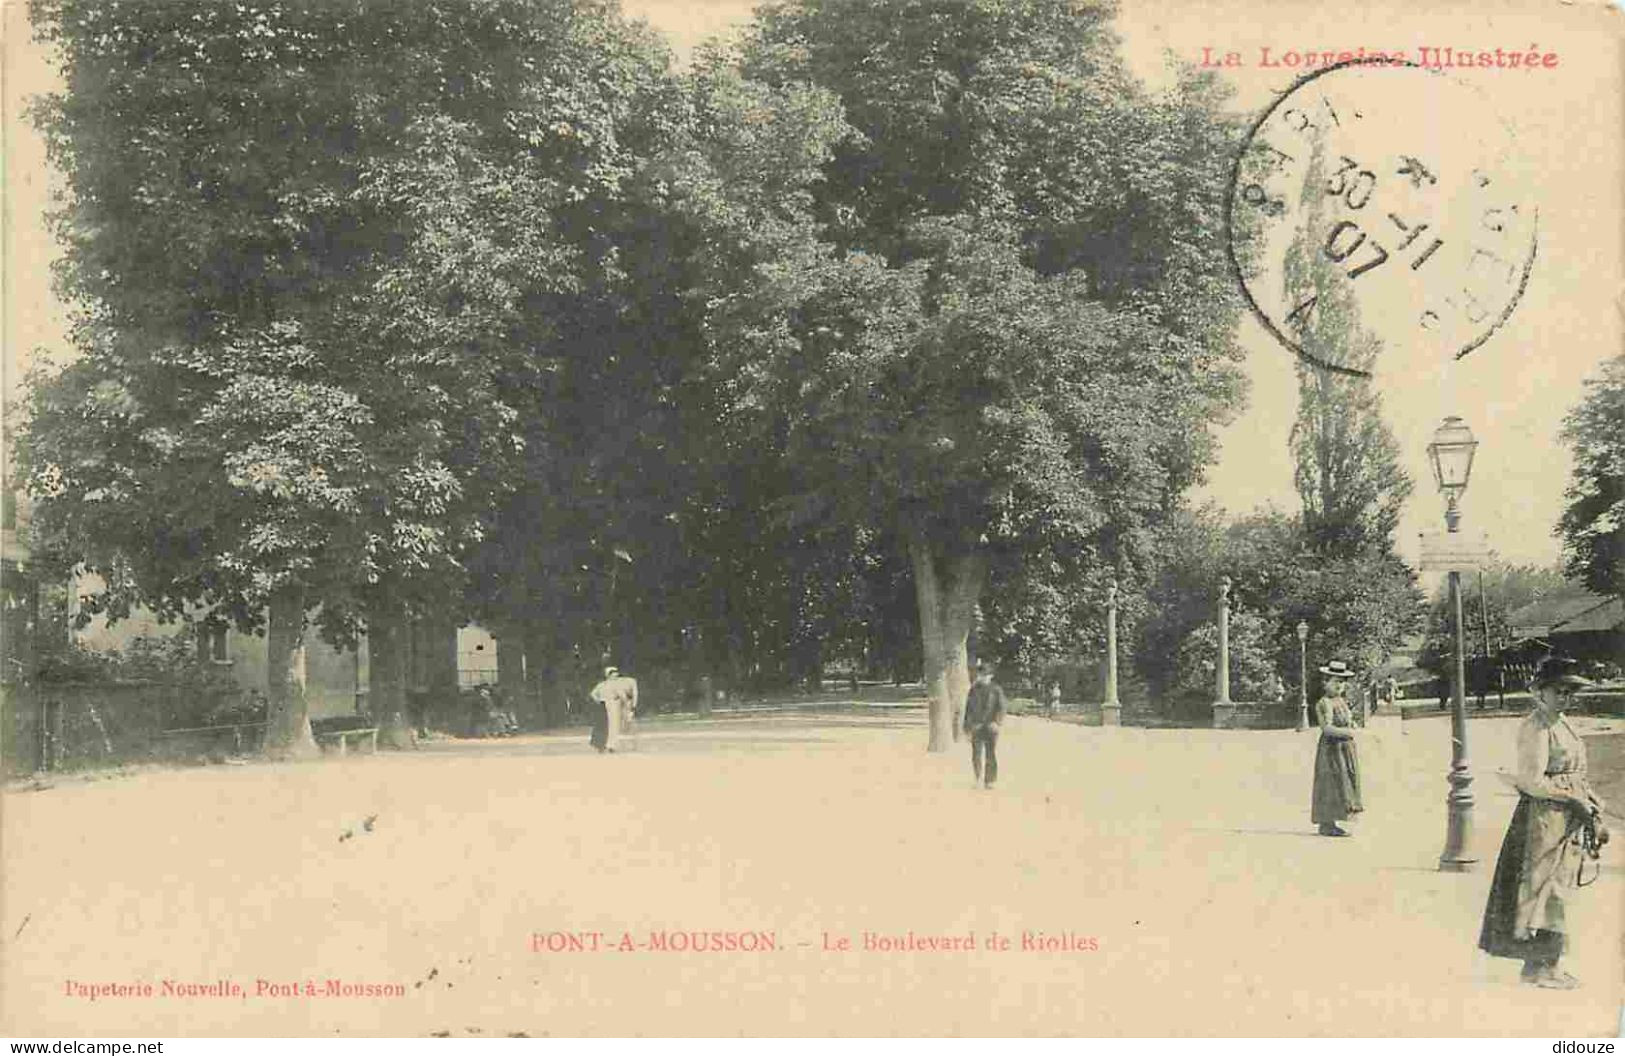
xmin=1226 ymin=59 xmax=1539 ymax=378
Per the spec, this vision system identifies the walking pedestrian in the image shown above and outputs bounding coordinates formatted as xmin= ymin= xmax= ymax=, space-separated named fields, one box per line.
xmin=962 ymin=658 xmax=1008 ymax=790
xmin=1311 ymin=659 xmax=1363 ymax=836
xmin=1478 ymin=656 xmax=1609 ymax=989
xmin=490 ymin=686 xmax=521 ymax=736
xmin=589 ymin=665 xmax=638 ymax=753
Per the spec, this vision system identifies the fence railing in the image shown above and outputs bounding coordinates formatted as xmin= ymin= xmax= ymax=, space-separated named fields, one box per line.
xmin=2 ymin=680 xmax=251 ymax=777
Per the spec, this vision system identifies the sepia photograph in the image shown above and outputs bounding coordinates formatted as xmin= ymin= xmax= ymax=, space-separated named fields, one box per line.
xmin=2 ymin=0 xmax=1622 ymax=1040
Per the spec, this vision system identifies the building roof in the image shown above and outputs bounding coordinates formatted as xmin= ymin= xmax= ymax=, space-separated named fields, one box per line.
xmin=1506 ymin=587 xmax=1624 ymax=639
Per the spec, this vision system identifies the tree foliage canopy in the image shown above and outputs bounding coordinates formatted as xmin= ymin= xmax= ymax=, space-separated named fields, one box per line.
xmin=1135 ymin=505 xmax=1422 ymax=708
xmin=1557 ymin=354 xmax=1625 ymax=600
xmin=18 ymin=0 xmax=1296 ymax=747
xmin=1282 ymin=131 xmax=1412 ymax=557
xmin=699 ymin=0 xmax=1256 ymax=742
xmin=20 ymin=0 xmax=676 ymax=639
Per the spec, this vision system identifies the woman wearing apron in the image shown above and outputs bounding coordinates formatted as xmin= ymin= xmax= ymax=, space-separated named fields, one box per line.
xmin=1311 ymin=660 xmax=1364 ymax=837
xmin=1479 ymin=656 xmax=1608 ymax=989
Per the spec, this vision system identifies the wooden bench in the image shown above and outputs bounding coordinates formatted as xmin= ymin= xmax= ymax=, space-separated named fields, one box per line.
xmin=312 ymin=725 xmax=379 ymax=756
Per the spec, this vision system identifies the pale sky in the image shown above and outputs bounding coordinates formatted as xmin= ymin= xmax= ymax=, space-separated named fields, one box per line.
xmin=6 ymin=0 xmax=1622 ymax=571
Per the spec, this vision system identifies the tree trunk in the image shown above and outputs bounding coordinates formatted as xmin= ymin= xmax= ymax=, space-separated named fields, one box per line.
xmin=916 ymin=564 xmax=951 ymax=750
xmin=263 ymin=584 xmax=318 ymax=760
xmin=523 ymin=622 xmax=556 ymax=727
xmin=405 ymin=615 xmax=426 ymax=733
xmin=945 ymin=629 xmax=971 ymax=736
xmin=369 ymin=600 xmax=415 ymax=749
xmin=425 ymin=612 xmax=459 ymax=730
xmin=910 ymin=534 xmax=985 ymax=753
xmin=496 ymin=624 xmax=525 ymax=722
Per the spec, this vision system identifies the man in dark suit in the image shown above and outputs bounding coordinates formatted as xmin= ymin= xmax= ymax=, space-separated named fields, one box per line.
xmin=963 ymin=658 xmax=1008 ymax=789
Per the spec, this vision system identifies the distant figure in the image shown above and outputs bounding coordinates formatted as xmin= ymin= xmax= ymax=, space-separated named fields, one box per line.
xmin=589 ymin=665 xmax=638 ymax=753
xmin=406 ymin=688 xmax=430 ymax=739
xmin=488 ymin=686 xmax=520 ymax=736
xmin=469 ymin=686 xmax=516 ymax=738
xmin=1479 ymin=656 xmax=1609 ymax=989
xmin=1311 ymin=660 xmax=1363 ymax=837
xmin=962 ymin=658 xmax=1008 ymax=790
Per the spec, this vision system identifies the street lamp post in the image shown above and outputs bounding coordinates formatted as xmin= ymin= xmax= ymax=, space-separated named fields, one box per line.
xmin=1430 ymin=416 xmax=1479 ymax=873
xmin=1296 ymin=620 xmax=1309 ymax=731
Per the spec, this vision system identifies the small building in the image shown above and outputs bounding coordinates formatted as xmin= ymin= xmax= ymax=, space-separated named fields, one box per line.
xmin=2 ymin=487 xmax=39 ymax=688
xmin=69 ymin=584 xmax=366 ymax=721
xmin=457 ymin=626 xmax=499 ymax=687
xmin=1506 ymin=586 xmax=1625 ymax=672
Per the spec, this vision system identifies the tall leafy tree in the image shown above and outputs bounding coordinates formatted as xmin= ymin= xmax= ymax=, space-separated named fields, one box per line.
xmin=1283 ymin=132 xmax=1413 ymax=557
xmin=459 ymin=39 xmax=855 ymax=708
xmin=348 ymin=0 xmax=690 ymax=737
xmin=734 ymin=0 xmax=1251 ymax=749
xmin=19 ymin=0 xmax=647 ymax=753
xmin=1557 ymin=354 xmax=1625 ymax=600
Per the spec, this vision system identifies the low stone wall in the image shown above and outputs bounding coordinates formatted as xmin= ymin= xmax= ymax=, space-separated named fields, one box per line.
xmin=1394 ymin=688 xmax=1625 ymax=721
xmin=1580 ymin=690 xmax=1625 ymax=717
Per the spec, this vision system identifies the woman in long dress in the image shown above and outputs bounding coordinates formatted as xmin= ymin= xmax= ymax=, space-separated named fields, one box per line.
xmin=1479 ymin=656 xmax=1607 ymax=989
xmin=1311 ymin=660 xmax=1363 ymax=837
xmin=589 ymin=665 xmax=638 ymax=753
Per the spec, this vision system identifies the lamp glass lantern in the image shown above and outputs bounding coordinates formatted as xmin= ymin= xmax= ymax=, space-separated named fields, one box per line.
xmin=1428 ymin=415 xmax=1477 ymax=493
xmin=1427 ymin=416 xmax=1477 ymax=531
xmin=1295 ymin=620 xmax=1308 ymax=642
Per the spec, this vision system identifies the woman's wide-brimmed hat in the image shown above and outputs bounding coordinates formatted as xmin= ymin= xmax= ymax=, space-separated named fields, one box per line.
xmin=1319 ymin=660 xmax=1355 ymax=679
xmin=1530 ymin=655 xmax=1593 ymax=691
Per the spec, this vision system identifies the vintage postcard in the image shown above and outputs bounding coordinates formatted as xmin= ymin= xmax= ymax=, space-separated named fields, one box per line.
xmin=2 ymin=0 xmax=1622 ymax=1040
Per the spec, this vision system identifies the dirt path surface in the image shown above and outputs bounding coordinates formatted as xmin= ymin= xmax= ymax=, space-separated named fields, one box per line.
xmin=3 ymin=710 xmax=1620 ymax=1037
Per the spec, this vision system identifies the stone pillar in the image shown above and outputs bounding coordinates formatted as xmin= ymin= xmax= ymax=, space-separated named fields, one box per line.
xmin=425 ymin=614 xmax=459 ymax=734
xmin=523 ymin=623 xmax=553 ymax=727
xmin=1101 ymin=580 xmax=1122 ymax=727
xmin=1212 ymin=576 xmax=1237 ymax=729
